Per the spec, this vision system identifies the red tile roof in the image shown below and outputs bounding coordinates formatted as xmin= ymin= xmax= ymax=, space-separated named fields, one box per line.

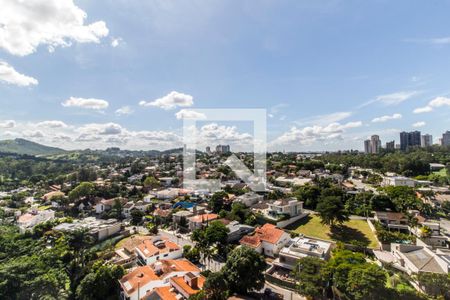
xmin=239 ymin=223 xmax=285 ymax=247
xmin=136 ymin=238 xmax=180 ymax=258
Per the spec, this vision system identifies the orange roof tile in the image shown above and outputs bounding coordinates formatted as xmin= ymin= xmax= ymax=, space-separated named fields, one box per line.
xmin=170 ymin=275 xmax=205 ymax=297
xmin=239 ymin=223 xmax=285 ymax=247
xmin=136 ymin=238 xmax=180 ymax=258
xmin=141 ymin=286 xmax=177 ymax=300
xmin=188 ymin=213 xmax=218 ymax=223
xmin=119 ymin=266 xmax=160 ymax=295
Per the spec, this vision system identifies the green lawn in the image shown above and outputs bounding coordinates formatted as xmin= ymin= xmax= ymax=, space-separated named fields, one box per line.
xmin=433 ymin=168 xmax=448 ymax=177
xmin=286 ymin=214 xmax=379 ymax=248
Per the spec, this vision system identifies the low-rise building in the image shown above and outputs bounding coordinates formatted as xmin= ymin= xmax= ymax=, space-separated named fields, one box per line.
xmin=187 ymin=213 xmax=218 ymax=231
xmin=119 ymin=259 xmax=203 ymax=300
xmin=239 ymin=223 xmax=290 ymax=257
xmin=390 ymin=243 xmax=449 ymax=275
xmin=54 ymin=217 xmax=121 ymax=241
xmin=17 ymin=207 xmax=55 ymax=233
xmin=235 ymin=192 xmax=263 ymax=207
xmin=382 ymin=176 xmax=416 ymax=187
xmin=273 ymin=237 xmax=333 ymax=270
xmin=135 ymin=237 xmax=182 ymax=265
xmin=95 ymin=197 xmax=128 ymax=214
xmin=226 ymin=221 xmax=255 ymax=243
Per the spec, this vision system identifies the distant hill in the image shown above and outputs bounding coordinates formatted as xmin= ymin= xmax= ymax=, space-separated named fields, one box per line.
xmin=0 ymin=138 xmax=66 ymax=156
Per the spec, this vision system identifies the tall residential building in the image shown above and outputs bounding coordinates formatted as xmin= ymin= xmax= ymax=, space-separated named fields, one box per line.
xmin=400 ymin=131 xmax=421 ymax=151
xmin=370 ymin=135 xmax=381 ymax=154
xmin=363 ymin=136 xmax=381 ymax=154
xmin=364 ymin=140 xmax=371 ymax=154
xmin=421 ymin=134 xmax=433 ymax=147
xmin=386 ymin=140 xmax=395 ymax=151
xmin=442 ymin=131 xmax=450 ymax=146
xmin=216 ymin=144 xmax=231 ymax=154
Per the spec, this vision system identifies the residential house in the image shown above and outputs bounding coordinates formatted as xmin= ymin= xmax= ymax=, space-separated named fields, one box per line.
xmin=54 ymin=217 xmax=121 ymax=241
xmin=119 ymin=259 xmax=202 ymax=300
xmin=382 ymin=176 xmax=416 ymax=187
xmin=239 ymin=223 xmax=290 ymax=257
xmin=265 ymin=198 xmax=305 ymax=228
xmin=123 ymin=202 xmax=136 ymax=218
xmin=187 ymin=213 xmax=219 ymax=231
xmin=390 ymin=243 xmax=449 ymax=275
xmin=17 ymin=207 xmax=55 ymax=233
xmin=373 ymin=211 xmax=409 ymax=232
xmin=135 ymin=236 xmax=182 ymax=265
xmin=235 ymin=192 xmax=263 ymax=207
xmin=273 ymin=237 xmax=332 ymax=271
xmin=95 ymin=197 xmax=128 ymax=214
xmin=226 ymin=221 xmax=255 ymax=243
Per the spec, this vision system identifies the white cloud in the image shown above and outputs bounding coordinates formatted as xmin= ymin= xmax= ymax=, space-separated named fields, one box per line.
xmin=0 ymin=61 xmax=38 ymax=86
xmin=0 ymin=120 xmax=16 ymax=128
xmin=62 ymin=97 xmax=109 ymax=110
xmin=36 ymin=120 xmax=68 ymax=128
xmin=111 ymin=37 xmax=122 ymax=48
xmin=361 ymin=91 xmax=418 ymax=108
xmin=175 ymin=109 xmax=206 ymax=120
xmin=23 ymin=130 xmax=44 ymax=138
xmin=405 ymin=37 xmax=450 ymax=45
xmin=414 ymin=96 xmax=450 ymax=113
xmin=115 ymin=106 xmax=134 ymax=116
xmin=295 ymin=111 xmax=352 ymax=126
xmin=371 ymin=113 xmax=402 ymax=123
xmin=272 ymin=121 xmax=363 ymax=146
xmin=412 ymin=121 xmax=426 ymax=128
xmin=197 ymin=123 xmax=253 ymax=142
xmin=79 ymin=123 xmax=123 ymax=135
xmin=0 ymin=0 xmax=109 ymax=57
xmin=139 ymin=91 xmax=194 ymax=110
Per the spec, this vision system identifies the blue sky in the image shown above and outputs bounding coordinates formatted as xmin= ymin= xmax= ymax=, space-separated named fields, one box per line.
xmin=0 ymin=0 xmax=449 ymax=151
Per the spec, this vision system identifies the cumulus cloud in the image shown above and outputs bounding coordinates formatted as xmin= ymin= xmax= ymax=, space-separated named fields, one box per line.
xmin=175 ymin=109 xmax=206 ymax=120
xmin=361 ymin=91 xmax=418 ymax=108
xmin=79 ymin=123 xmax=123 ymax=135
xmin=111 ymin=37 xmax=122 ymax=48
xmin=23 ymin=130 xmax=44 ymax=138
xmin=197 ymin=123 xmax=253 ymax=142
xmin=412 ymin=121 xmax=426 ymax=128
xmin=115 ymin=106 xmax=134 ymax=116
xmin=413 ymin=96 xmax=450 ymax=113
xmin=62 ymin=97 xmax=109 ymax=110
xmin=0 ymin=120 xmax=16 ymax=128
xmin=139 ymin=91 xmax=194 ymax=110
xmin=0 ymin=0 xmax=109 ymax=57
xmin=0 ymin=61 xmax=38 ymax=86
xmin=36 ymin=120 xmax=68 ymax=128
xmin=272 ymin=121 xmax=363 ymax=146
xmin=371 ymin=113 xmax=402 ymax=123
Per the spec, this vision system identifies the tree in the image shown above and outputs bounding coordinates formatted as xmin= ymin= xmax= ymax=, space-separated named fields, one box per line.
xmin=221 ymin=246 xmax=266 ymax=294
xmin=203 ymin=272 xmax=229 ymax=300
xmin=209 ymin=191 xmax=228 ymax=213
xmin=316 ymin=196 xmax=349 ymax=228
xmin=294 ymin=185 xmax=321 ymax=209
xmin=417 ymin=272 xmax=450 ymax=298
xmin=130 ymin=209 xmax=144 ymax=225
xmin=76 ymin=262 xmax=125 ymax=300
xmin=325 ymin=249 xmax=366 ymax=292
xmin=292 ymin=256 xmax=327 ymax=299
xmin=68 ymin=182 xmax=95 ymax=201
xmin=346 ymin=264 xmax=389 ymax=300
xmin=143 ymin=176 xmax=160 ymax=190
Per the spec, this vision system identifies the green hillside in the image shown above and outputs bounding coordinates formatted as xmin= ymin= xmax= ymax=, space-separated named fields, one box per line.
xmin=0 ymin=138 xmax=66 ymax=156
